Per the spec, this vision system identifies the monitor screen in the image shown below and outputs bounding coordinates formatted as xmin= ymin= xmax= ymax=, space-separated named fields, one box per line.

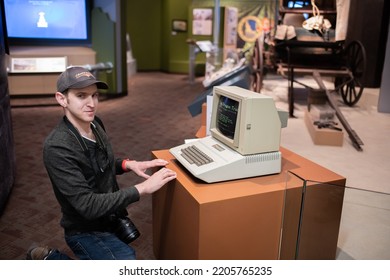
xmin=216 ymin=96 xmax=239 ymax=140
xmin=4 ymin=0 xmax=91 ymax=46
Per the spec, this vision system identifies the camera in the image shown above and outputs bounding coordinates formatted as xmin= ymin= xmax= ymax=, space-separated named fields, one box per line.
xmin=112 ymin=216 xmax=140 ymax=244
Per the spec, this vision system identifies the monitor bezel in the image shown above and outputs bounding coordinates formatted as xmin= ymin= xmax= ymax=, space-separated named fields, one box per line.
xmin=209 ymin=86 xmax=283 ymax=156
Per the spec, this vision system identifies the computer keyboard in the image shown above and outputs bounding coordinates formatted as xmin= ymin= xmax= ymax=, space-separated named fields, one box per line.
xmin=181 ymin=145 xmax=214 ymax=166
xmin=170 ymin=136 xmax=282 ymax=183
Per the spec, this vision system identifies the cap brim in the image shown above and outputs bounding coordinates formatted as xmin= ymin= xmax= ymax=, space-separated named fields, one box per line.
xmin=68 ymin=80 xmax=109 ymax=90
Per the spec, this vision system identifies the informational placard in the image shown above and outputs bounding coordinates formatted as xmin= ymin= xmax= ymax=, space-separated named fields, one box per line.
xmin=196 ymin=40 xmax=213 ymax=53
xmin=10 ymin=56 xmax=67 ymax=73
xmin=192 ymin=8 xmax=213 ymax=35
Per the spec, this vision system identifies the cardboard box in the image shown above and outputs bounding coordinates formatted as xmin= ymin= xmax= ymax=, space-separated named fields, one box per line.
xmin=304 ymin=110 xmax=344 ymax=146
xmin=309 ymin=104 xmax=335 ymax=120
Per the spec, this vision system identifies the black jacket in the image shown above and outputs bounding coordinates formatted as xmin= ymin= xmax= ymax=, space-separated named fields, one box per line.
xmin=43 ymin=117 xmax=140 ymax=234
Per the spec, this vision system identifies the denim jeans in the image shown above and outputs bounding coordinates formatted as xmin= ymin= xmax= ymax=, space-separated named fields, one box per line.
xmin=46 ymin=231 xmax=136 ymax=260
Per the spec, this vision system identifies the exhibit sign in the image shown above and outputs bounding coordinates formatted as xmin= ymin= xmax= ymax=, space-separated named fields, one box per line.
xmin=9 ymin=56 xmax=67 ymax=73
xmin=192 ymin=8 xmax=213 ymax=36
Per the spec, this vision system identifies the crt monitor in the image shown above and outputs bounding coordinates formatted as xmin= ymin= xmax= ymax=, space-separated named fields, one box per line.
xmin=210 ymin=86 xmax=288 ymax=155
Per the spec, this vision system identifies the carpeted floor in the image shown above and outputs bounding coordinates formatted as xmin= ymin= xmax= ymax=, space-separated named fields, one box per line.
xmin=0 ymin=72 xmax=203 ymax=260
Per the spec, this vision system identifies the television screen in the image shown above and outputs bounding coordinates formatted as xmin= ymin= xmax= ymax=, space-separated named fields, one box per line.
xmin=4 ymin=0 xmax=91 ymax=46
xmin=216 ymin=96 xmax=239 ymax=140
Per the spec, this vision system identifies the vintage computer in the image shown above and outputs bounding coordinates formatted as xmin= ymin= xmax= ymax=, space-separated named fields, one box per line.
xmin=170 ymin=86 xmax=288 ymax=183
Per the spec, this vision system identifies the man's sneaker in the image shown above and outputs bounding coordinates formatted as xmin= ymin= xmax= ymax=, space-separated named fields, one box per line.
xmin=26 ymin=246 xmax=53 ymax=260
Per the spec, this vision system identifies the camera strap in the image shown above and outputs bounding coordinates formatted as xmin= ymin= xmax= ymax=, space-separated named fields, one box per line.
xmin=63 ymin=115 xmax=106 ymax=157
xmin=63 ymin=115 xmax=109 ymax=176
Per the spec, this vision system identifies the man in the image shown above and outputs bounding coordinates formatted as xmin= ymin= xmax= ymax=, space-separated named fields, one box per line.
xmin=27 ymin=67 xmax=176 ymax=260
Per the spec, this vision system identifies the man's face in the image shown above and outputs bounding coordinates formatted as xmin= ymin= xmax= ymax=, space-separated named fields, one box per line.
xmin=61 ymin=84 xmax=99 ymax=125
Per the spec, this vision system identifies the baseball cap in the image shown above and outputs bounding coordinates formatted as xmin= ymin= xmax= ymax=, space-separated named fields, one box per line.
xmin=57 ymin=66 xmax=109 ymax=93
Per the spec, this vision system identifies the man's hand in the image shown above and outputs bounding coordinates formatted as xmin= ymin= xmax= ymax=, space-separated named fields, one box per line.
xmin=125 ymin=159 xmax=169 ymax=179
xmin=134 ymin=167 xmax=177 ymax=195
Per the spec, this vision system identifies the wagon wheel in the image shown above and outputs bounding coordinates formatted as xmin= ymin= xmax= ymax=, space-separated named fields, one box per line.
xmin=250 ymin=35 xmax=264 ymax=93
xmin=335 ymin=40 xmax=366 ymax=106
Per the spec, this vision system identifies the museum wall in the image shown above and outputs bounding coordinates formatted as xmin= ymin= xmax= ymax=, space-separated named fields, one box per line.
xmin=126 ymin=0 xmax=275 ymax=73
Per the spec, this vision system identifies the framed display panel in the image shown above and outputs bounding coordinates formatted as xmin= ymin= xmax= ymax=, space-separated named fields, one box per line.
xmin=172 ymin=20 xmax=187 ymax=32
xmin=192 ymin=8 xmax=213 ymax=36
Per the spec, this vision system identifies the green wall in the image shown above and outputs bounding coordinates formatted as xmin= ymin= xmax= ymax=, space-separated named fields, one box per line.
xmin=126 ymin=0 xmax=163 ymax=71
xmin=162 ymin=0 xmax=193 ymax=73
xmin=126 ymin=0 xmax=275 ymax=73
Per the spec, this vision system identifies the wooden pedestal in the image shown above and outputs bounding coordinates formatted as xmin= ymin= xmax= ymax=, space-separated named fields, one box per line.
xmin=152 ymin=148 xmax=345 ymax=260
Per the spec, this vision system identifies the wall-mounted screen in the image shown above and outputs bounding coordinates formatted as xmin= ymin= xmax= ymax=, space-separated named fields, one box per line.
xmin=4 ymin=0 xmax=91 ymax=46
